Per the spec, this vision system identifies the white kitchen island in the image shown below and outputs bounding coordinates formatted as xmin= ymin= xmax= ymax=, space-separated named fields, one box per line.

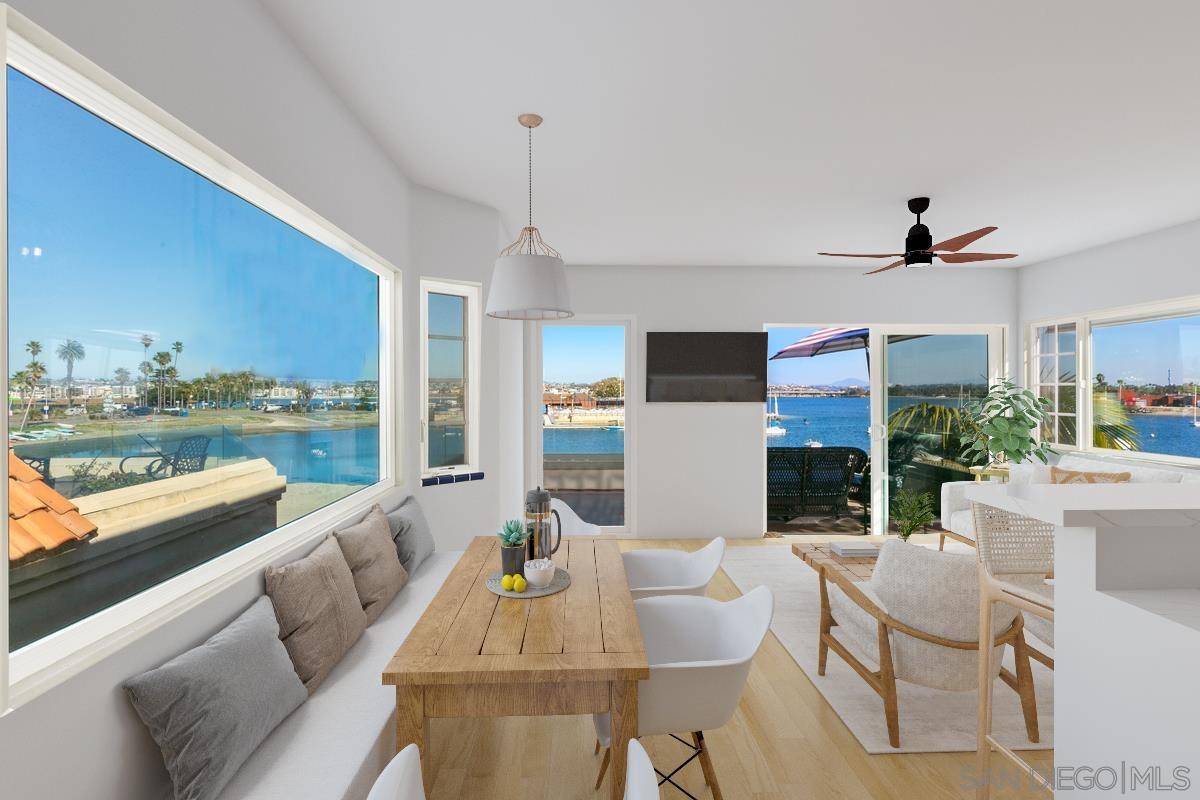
xmin=966 ymin=482 xmax=1200 ymax=796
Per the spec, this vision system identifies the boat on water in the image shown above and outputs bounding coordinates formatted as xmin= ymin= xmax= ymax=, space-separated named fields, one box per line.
xmin=766 ymin=393 xmax=784 ymax=422
xmin=766 ymin=424 xmax=787 ymax=437
xmin=804 ymin=438 xmax=823 ymax=447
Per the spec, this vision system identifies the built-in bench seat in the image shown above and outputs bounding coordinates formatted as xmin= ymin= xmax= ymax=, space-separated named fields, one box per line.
xmin=220 ymin=548 xmax=461 ymax=800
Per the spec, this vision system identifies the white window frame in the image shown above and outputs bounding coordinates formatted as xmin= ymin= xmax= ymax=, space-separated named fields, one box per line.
xmin=525 ymin=315 xmax=637 ymax=535
xmin=419 ymin=278 xmax=481 ymax=477
xmin=1028 ymin=317 xmax=1085 ymax=450
xmin=1 ymin=8 xmax=402 ymax=712
xmin=764 ymin=322 xmax=1006 ymax=538
xmin=1027 ymin=293 xmax=1200 ymax=467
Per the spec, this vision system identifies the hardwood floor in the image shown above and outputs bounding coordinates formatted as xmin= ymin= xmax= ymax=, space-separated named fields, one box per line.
xmin=423 ymin=537 xmax=1052 ymax=799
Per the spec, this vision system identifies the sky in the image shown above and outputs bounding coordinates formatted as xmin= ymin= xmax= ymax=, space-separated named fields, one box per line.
xmin=6 ymin=67 xmax=380 ymax=384
xmin=543 ymin=326 xmax=625 ymax=383
xmin=1091 ymin=315 xmax=1200 ymax=386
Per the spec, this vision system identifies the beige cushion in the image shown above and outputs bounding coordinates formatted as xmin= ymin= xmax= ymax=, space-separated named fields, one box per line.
xmin=266 ymin=537 xmax=368 ymax=693
xmin=334 ymin=505 xmax=409 ymax=624
xmin=1050 ymin=465 xmax=1131 ymax=484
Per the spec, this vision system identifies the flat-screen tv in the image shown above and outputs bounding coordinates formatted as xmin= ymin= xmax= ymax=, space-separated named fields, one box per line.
xmin=646 ymin=332 xmax=767 ymax=402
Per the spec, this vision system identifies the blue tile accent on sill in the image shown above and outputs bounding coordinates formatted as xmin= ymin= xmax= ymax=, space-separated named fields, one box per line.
xmin=421 ymin=471 xmax=486 ymax=487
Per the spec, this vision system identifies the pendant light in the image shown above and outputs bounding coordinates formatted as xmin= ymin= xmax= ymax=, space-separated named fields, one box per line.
xmin=485 ymin=113 xmax=573 ymax=320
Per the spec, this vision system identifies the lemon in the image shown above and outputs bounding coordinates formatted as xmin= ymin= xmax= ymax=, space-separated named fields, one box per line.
xmin=512 ymin=575 xmax=528 ymax=593
xmin=500 ymin=574 xmax=515 ymax=592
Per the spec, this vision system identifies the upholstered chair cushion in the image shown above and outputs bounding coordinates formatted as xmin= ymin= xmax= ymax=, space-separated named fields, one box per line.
xmin=334 ymin=504 xmax=409 ymax=624
xmin=266 ymin=537 xmax=368 ymax=692
xmin=827 ymin=541 xmax=1017 ymax=691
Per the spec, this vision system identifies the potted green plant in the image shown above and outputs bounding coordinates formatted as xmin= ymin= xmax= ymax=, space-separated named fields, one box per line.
xmin=960 ymin=379 xmax=1053 ymax=468
xmin=890 ymin=488 xmax=934 ymax=541
xmin=497 ymin=519 xmax=530 ymax=577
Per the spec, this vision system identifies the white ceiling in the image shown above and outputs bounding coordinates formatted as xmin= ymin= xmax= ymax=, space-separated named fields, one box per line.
xmin=260 ymin=0 xmax=1200 ymax=268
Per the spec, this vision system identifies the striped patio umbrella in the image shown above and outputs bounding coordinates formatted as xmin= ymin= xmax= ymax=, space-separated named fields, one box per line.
xmin=769 ymin=327 xmax=926 ymax=370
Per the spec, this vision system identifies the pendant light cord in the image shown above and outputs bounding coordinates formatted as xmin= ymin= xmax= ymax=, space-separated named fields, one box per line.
xmin=527 ymin=124 xmax=534 ymax=252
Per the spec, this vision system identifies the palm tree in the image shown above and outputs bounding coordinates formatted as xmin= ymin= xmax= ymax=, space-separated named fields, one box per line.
xmin=19 ymin=359 xmax=47 ymax=429
xmin=114 ymin=367 xmax=132 ymax=395
xmin=153 ymin=351 xmax=173 ymax=409
xmin=56 ymin=339 xmax=85 ymax=408
xmin=22 ymin=341 xmax=44 ymax=427
xmin=12 ymin=369 xmax=31 ymax=427
xmin=139 ymin=334 xmax=155 ymax=405
xmin=171 ymin=341 xmax=184 ymax=406
xmin=1093 ymin=391 xmax=1138 ymax=450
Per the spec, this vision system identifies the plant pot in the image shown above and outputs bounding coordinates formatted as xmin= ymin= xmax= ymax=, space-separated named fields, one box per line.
xmin=500 ymin=545 xmax=526 ymax=577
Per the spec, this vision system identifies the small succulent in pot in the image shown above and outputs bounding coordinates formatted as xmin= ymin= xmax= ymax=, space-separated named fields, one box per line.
xmin=497 ymin=519 xmax=530 ymax=577
xmin=497 ymin=519 xmax=529 ymax=547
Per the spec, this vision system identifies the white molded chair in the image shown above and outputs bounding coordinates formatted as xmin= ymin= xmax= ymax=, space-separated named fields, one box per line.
xmin=623 ymin=739 xmax=658 ymax=800
xmin=367 ymin=744 xmax=425 ymax=800
xmin=550 ymin=497 xmax=602 ymax=535
xmin=622 ymin=537 xmax=726 ymax=600
xmin=594 ymin=585 xmax=774 ymax=799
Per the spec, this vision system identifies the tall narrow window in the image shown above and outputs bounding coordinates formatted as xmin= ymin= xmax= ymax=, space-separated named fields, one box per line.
xmin=1031 ymin=322 xmax=1078 ymax=446
xmin=421 ymin=280 xmax=480 ymax=474
xmin=6 ymin=67 xmax=385 ymax=651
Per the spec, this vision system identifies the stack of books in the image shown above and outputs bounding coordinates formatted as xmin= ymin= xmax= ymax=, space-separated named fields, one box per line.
xmin=830 ymin=541 xmax=881 ymax=559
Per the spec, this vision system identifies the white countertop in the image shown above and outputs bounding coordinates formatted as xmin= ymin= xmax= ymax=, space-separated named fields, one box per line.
xmin=965 ymin=482 xmax=1200 ymax=528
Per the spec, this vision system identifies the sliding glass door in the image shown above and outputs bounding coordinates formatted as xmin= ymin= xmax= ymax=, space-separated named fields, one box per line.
xmin=879 ymin=331 xmax=1000 ymax=533
xmin=529 ymin=320 xmax=633 ymax=532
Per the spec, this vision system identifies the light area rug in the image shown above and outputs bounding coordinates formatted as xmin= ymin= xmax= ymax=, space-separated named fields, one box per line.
xmin=722 ymin=543 xmax=1053 ymax=754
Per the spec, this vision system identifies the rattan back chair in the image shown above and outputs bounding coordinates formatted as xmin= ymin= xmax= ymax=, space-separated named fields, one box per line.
xmin=971 ymin=502 xmax=1055 ymax=798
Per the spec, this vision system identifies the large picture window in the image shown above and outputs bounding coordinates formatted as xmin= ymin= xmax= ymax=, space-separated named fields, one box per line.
xmin=6 ymin=65 xmax=385 ymax=651
xmin=1092 ymin=313 xmax=1200 ymax=458
xmin=1030 ymin=304 xmax=1200 ymax=463
xmin=420 ymin=279 xmax=480 ymax=475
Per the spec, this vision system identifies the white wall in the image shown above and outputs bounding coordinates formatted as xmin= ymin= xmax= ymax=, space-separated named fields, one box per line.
xmin=0 ymin=3 xmax=515 ymax=798
xmin=1018 ymin=218 xmax=1200 ymax=339
xmin=563 ymin=264 xmax=1019 ymax=538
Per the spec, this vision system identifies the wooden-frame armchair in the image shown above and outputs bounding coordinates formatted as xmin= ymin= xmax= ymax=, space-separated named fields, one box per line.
xmin=816 ymin=540 xmax=1041 ymax=748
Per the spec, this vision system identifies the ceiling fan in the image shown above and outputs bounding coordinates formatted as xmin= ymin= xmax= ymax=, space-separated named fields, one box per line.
xmin=818 ymin=197 xmax=1017 ymax=275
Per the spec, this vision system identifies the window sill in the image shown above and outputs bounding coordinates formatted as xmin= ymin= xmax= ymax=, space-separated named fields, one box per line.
xmin=5 ymin=480 xmax=395 ymax=711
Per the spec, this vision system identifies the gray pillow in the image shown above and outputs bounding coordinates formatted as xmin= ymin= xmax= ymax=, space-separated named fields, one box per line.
xmin=265 ymin=537 xmax=368 ymax=693
xmin=334 ymin=504 xmax=408 ymax=623
xmin=124 ymin=596 xmax=306 ymax=800
xmin=385 ymin=496 xmax=436 ymax=574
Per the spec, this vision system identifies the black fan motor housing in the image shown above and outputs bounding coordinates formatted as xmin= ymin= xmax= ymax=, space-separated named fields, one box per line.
xmin=905 ymin=222 xmax=932 ymax=260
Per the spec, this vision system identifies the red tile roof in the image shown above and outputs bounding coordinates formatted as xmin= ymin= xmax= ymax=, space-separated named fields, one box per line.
xmin=9 ymin=451 xmax=98 ymax=563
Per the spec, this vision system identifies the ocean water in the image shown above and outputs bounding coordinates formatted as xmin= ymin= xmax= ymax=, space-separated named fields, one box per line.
xmin=13 ymin=424 xmax=381 ymax=485
xmin=1124 ymin=414 xmax=1200 ymax=458
xmin=544 ymin=426 xmax=625 ymax=454
xmin=768 ymin=396 xmax=871 ymax=450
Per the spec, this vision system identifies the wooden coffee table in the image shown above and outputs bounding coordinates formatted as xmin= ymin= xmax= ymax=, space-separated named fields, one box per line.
xmin=792 ymin=541 xmax=879 ymax=581
xmin=383 ymin=536 xmax=649 ymax=799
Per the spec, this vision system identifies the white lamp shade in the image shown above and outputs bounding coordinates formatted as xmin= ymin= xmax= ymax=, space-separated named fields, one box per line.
xmin=485 ymin=252 xmax=573 ymax=320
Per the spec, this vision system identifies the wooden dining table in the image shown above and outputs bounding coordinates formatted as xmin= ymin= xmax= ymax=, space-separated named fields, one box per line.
xmin=383 ymin=535 xmax=649 ymax=799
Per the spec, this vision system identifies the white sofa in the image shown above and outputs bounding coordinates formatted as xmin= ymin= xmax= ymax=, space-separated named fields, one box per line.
xmin=218 ymin=492 xmax=461 ymax=800
xmin=941 ymin=451 xmax=1200 ymax=544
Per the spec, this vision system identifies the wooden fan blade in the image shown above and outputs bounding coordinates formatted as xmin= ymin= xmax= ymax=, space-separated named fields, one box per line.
xmin=818 ymin=252 xmax=904 ymax=258
xmin=865 ymin=259 xmax=906 ymax=275
xmin=936 ymin=252 xmax=1017 ymax=263
xmin=931 ymin=227 xmax=997 ymax=252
